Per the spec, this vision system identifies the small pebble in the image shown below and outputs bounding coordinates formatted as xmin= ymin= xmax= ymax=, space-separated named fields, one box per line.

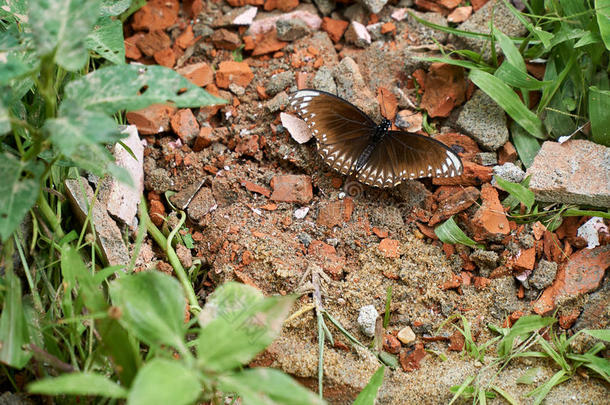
xmin=357 ymin=305 xmax=379 ymax=337
xmin=397 ymin=326 xmax=416 ymax=344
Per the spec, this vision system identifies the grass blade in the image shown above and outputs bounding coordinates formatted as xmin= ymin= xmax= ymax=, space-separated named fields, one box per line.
xmin=510 ymin=122 xmax=540 ymax=168
xmin=596 ymin=0 xmax=610 ymax=50
xmin=491 ymin=385 xmax=519 ymax=405
xmin=495 ymin=175 xmax=535 ymax=211
xmin=589 ymin=86 xmax=610 ymax=146
xmin=353 ymin=366 xmax=385 ymax=405
xmin=435 ymin=217 xmax=484 ymax=249
xmin=470 ymin=69 xmax=545 ymax=139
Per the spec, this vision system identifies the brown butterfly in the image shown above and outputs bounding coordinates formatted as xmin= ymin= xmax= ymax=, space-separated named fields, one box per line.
xmin=289 ymin=89 xmax=463 ymax=187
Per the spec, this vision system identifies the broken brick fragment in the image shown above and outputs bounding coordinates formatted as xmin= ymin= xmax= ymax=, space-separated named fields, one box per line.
xmin=126 ymin=104 xmax=176 ymax=135
xmin=513 ymin=247 xmax=536 ymax=272
xmin=170 ymin=109 xmax=199 ymax=144
xmin=175 ymin=24 xmax=196 ymax=49
xmin=252 ymin=29 xmax=287 ymax=56
xmin=216 ymin=61 xmax=254 ymax=89
xmin=270 ymin=175 xmax=313 ymax=204
xmin=153 ymin=48 xmax=176 ymax=68
xmin=399 ymin=343 xmax=426 ymax=372
xmin=131 ymin=0 xmax=179 ymax=31
xmin=212 ymin=28 xmax=242 ymax=50
xmin=241 ymin=180 xmax=271 ymax=198
xmin=471 ymin=183 xmax=510 ymax=240
xmin=136 ymin=30 xmax=171 ymax=57
xmin=379 ymin=239 xmax=400 ymax=258
xmin=447 ymin=6 xmax=472 ymax=23
xmin=383 ymin=334 xmax=402 ymax=354
xmin=176 ymin=62 xmax=214 ymax=87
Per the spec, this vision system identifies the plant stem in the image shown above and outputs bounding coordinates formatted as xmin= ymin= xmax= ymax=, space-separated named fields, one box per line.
xmin=139 ymin=196 xmax=200 ymax=313
xmin=37 ymin=192 xmax=65 ymax=240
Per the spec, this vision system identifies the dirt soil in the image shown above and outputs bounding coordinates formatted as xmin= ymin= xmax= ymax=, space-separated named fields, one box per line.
xmin=126 ymin=0 xmax=610 ymax=403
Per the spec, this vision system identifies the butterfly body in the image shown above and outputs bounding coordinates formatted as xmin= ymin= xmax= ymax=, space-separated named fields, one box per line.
xmin=289 ymin=89 xmax=463 ymax=187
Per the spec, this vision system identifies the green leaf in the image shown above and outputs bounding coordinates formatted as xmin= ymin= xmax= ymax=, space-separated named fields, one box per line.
xmin=109 ymin=271 xmax=187 ymax=351
xmin=409 ymin=11 xmax=492 ymax=40
xmin=0 ymin=96 xmax=10 ymax=135
xmin=29 ymin=0 xmax=102 ymax=71
xmin=0 ymin=0 xmax=29 ymax=23
xmin=449 ymin=376 xmax=475 ymax=404
xmin=418 ymin=57 xmax=495 ymax=74
xmin=589 ymin=86 xmax=610 ymax=146
xmin=574 ymin=31 xmax=602 ymax=48
xmin=435 ymin=217 xmax=484 ymax=249
xmin=516 ymin=367 xmax=543 ymax=385
xmin=596 ymin=0 xmax=610 ymax=50
xmin=583 ymin=329 xmax=610 ymax=342
xmin=197 ymin=282 xmax=295 ymax=372
xmin=100 ymin=0 xmax=132 ymax=17
xmin=0 ymin=153 xmax=43 ymax=241
xmin=0 ymin=268 xmax=32 ymax=368
xmin=61 ymin=244 xmax=107 ymax=312
xmin=218 ymin=368 xmax=325 ymax=405
xmin=494 ymin=63 xmax=551 ymax=90
xmin=0 ymin=57 xmax=32 ymax=85
xmin=353 ymin=366 xmax=385 ymax=405
xmin=570 ymin=353 xmax=610 ymax=382
xmin=85 ymin=17 xmax=125 ymax=64
xmin=497 ymin=316 xmax=556 ymax=357
xmin=64 ymin=64 xmax=226 ymax=116
xmin=526 ymin=370 xmax=569 ymax=405
xmin=492 ymin=26 xmax=526 ymax=72
xmin=510 ymin=122 xmax=540 ymax=168
xmin=127 ymin=359 xmax=201 ymax=405
xmin=470 ymin=69 xmax=545 ymax=139
xmin=495 ymin=175 xmax=535 ymax=211
xmin=28 ymin=373 xmax=128 ymax=398
xmin=46 ymin=101 xmax=123 ymax=157
xmin=491 ymin=386 xmax=518 ymax=405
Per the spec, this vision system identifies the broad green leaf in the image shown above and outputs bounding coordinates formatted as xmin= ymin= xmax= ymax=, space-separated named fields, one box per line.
xmin=353 ymin=366 xmax=385 ymax=405
xmin=497 ymin=316 xmax=556 ymax=357
xmin=0 ymin=268 xmax=32 ymax=368
xmin=28 ymin=373 xmax=128 ymax=398
xmin=45 ymin=101 xmax=122 ymax=157
xmin=64 ymin=64 xmax=226 ymax=115
xmin=510 ymin=122 xmax=540 ymax=168
xmin=0 ymin=153 xmax=43 ymax=241
xmin=569 ymin=353 xmax=610 ymax=382
xmin=516 ymin=367 xmax=543 ymax=385
xmin=494 ymin=62 xmax=551 ymax=90
xmin=218 ymin=368 xmax=325 ymax=405
xmin=0 ymin=96 xmax=10 ymax=135
xmin=85 ymin=17 xmax=125 ymax=64
xmin=434 ymin=217 xmax=484 ymax=249
xmin=0 ymin=57 xmax=32 ymax=85
xmin=597 ymin=0 xmax=610 ymax=50
xmin=100 ymin=0 xmax=131 ymax=17
xmin=470 ymin=69 xmax=545 ymax=139
xmin=127 ymin=359 xmax=201 ymax=405
xmin=197 ymin=282 xmax=295 ymax=372
xmin=583 ymin=329 xmax=610 ymax=342
xmin=589 ymin=86 xmax=610 ymax=146
xmin=495 ymin=175 xmax=535 ymax=211
xmin=0 ymin=24 xmax=21 ymax=50
xmin=110 ymin=271 xmax=187 ymax=351
xmin=574 ymin=31 xmax=602 ymax=47
xmin=29 ymin=0 xmax=102 ymax=71
xmin=0 ymin=0 xmax=29 ymax=23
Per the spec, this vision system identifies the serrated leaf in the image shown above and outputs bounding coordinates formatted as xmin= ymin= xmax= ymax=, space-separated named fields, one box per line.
xmin=0 ymin=269 xmax=32 ymax=368
xmin=589 ymin=86 xmax=610 ymax=146
xmin=435 ymin=217 xmax=484 ymax=249
xmin=353 ymin=366 xmax=385 ymax=405
xmin=218 ymin=368 xmax=324 ymax=405
xmin=596 ymin=0 xmax=610 ymax=50
xmin=470 ymin=69 xmax=545 ymax=139
xmin=127 ymin=359 xmax=201 ymax=405
xmin=495 ymin=175 xmax=535 ymax=211
xmin=0 ymin=153 xmax=43 ymax=241
xmin=100 ymin=0 xmax=131 ymax=17
xmin=29 ymin=0 xmax=102 ymax=71
xmin=64 ymin=64 xmax=226 ymax=115
xmin=28 ymin=373 xmax=128 ymax=398
xmin=110 ymin=271 xmax=187 ymax=351
xmin=85 ymin=17 xmax=125 ymax=64
xmin=197 ymin=282 xmax=295 ymax=372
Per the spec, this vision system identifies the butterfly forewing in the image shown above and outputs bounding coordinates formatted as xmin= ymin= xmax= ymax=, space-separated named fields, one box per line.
xmin=290 ymin=90 xmax=375 ymax=174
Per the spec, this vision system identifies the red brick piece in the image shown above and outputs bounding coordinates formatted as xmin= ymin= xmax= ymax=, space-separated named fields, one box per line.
xmin=126 ymin=104 xmax=177 ymax=135
xmin=153 ymin=48 xmax=175 ymax=68
xmin=321 ymin=17 xmax=349 ymax=43
xmin=216 ymin=61 xmax=254 ymax=89
xmin=170 ymin=109 xmax=199 ymax=144
xmin=132 ymin=0 xmax=179 ymax=31
xmin=471 ymin=183 xmax=510 ymax=240
xmin=137 ymin=30 xmax=171 ymax=57
xmin=264 ymin=0 xmax=299 ymax=11
xmin=379 ymin=239 xmax=400 ymax=258
xmin=176 ymin=63 xmax=214 ymax=87
xmin=270 ymin=175 xmax=313 ymax=204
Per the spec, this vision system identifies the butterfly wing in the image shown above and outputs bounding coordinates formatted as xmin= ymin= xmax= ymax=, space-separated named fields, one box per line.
xmin=289 ymin=89 xmax=375 ymax=175
xmin=355 ymin=131 xmax=463 ymax=187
